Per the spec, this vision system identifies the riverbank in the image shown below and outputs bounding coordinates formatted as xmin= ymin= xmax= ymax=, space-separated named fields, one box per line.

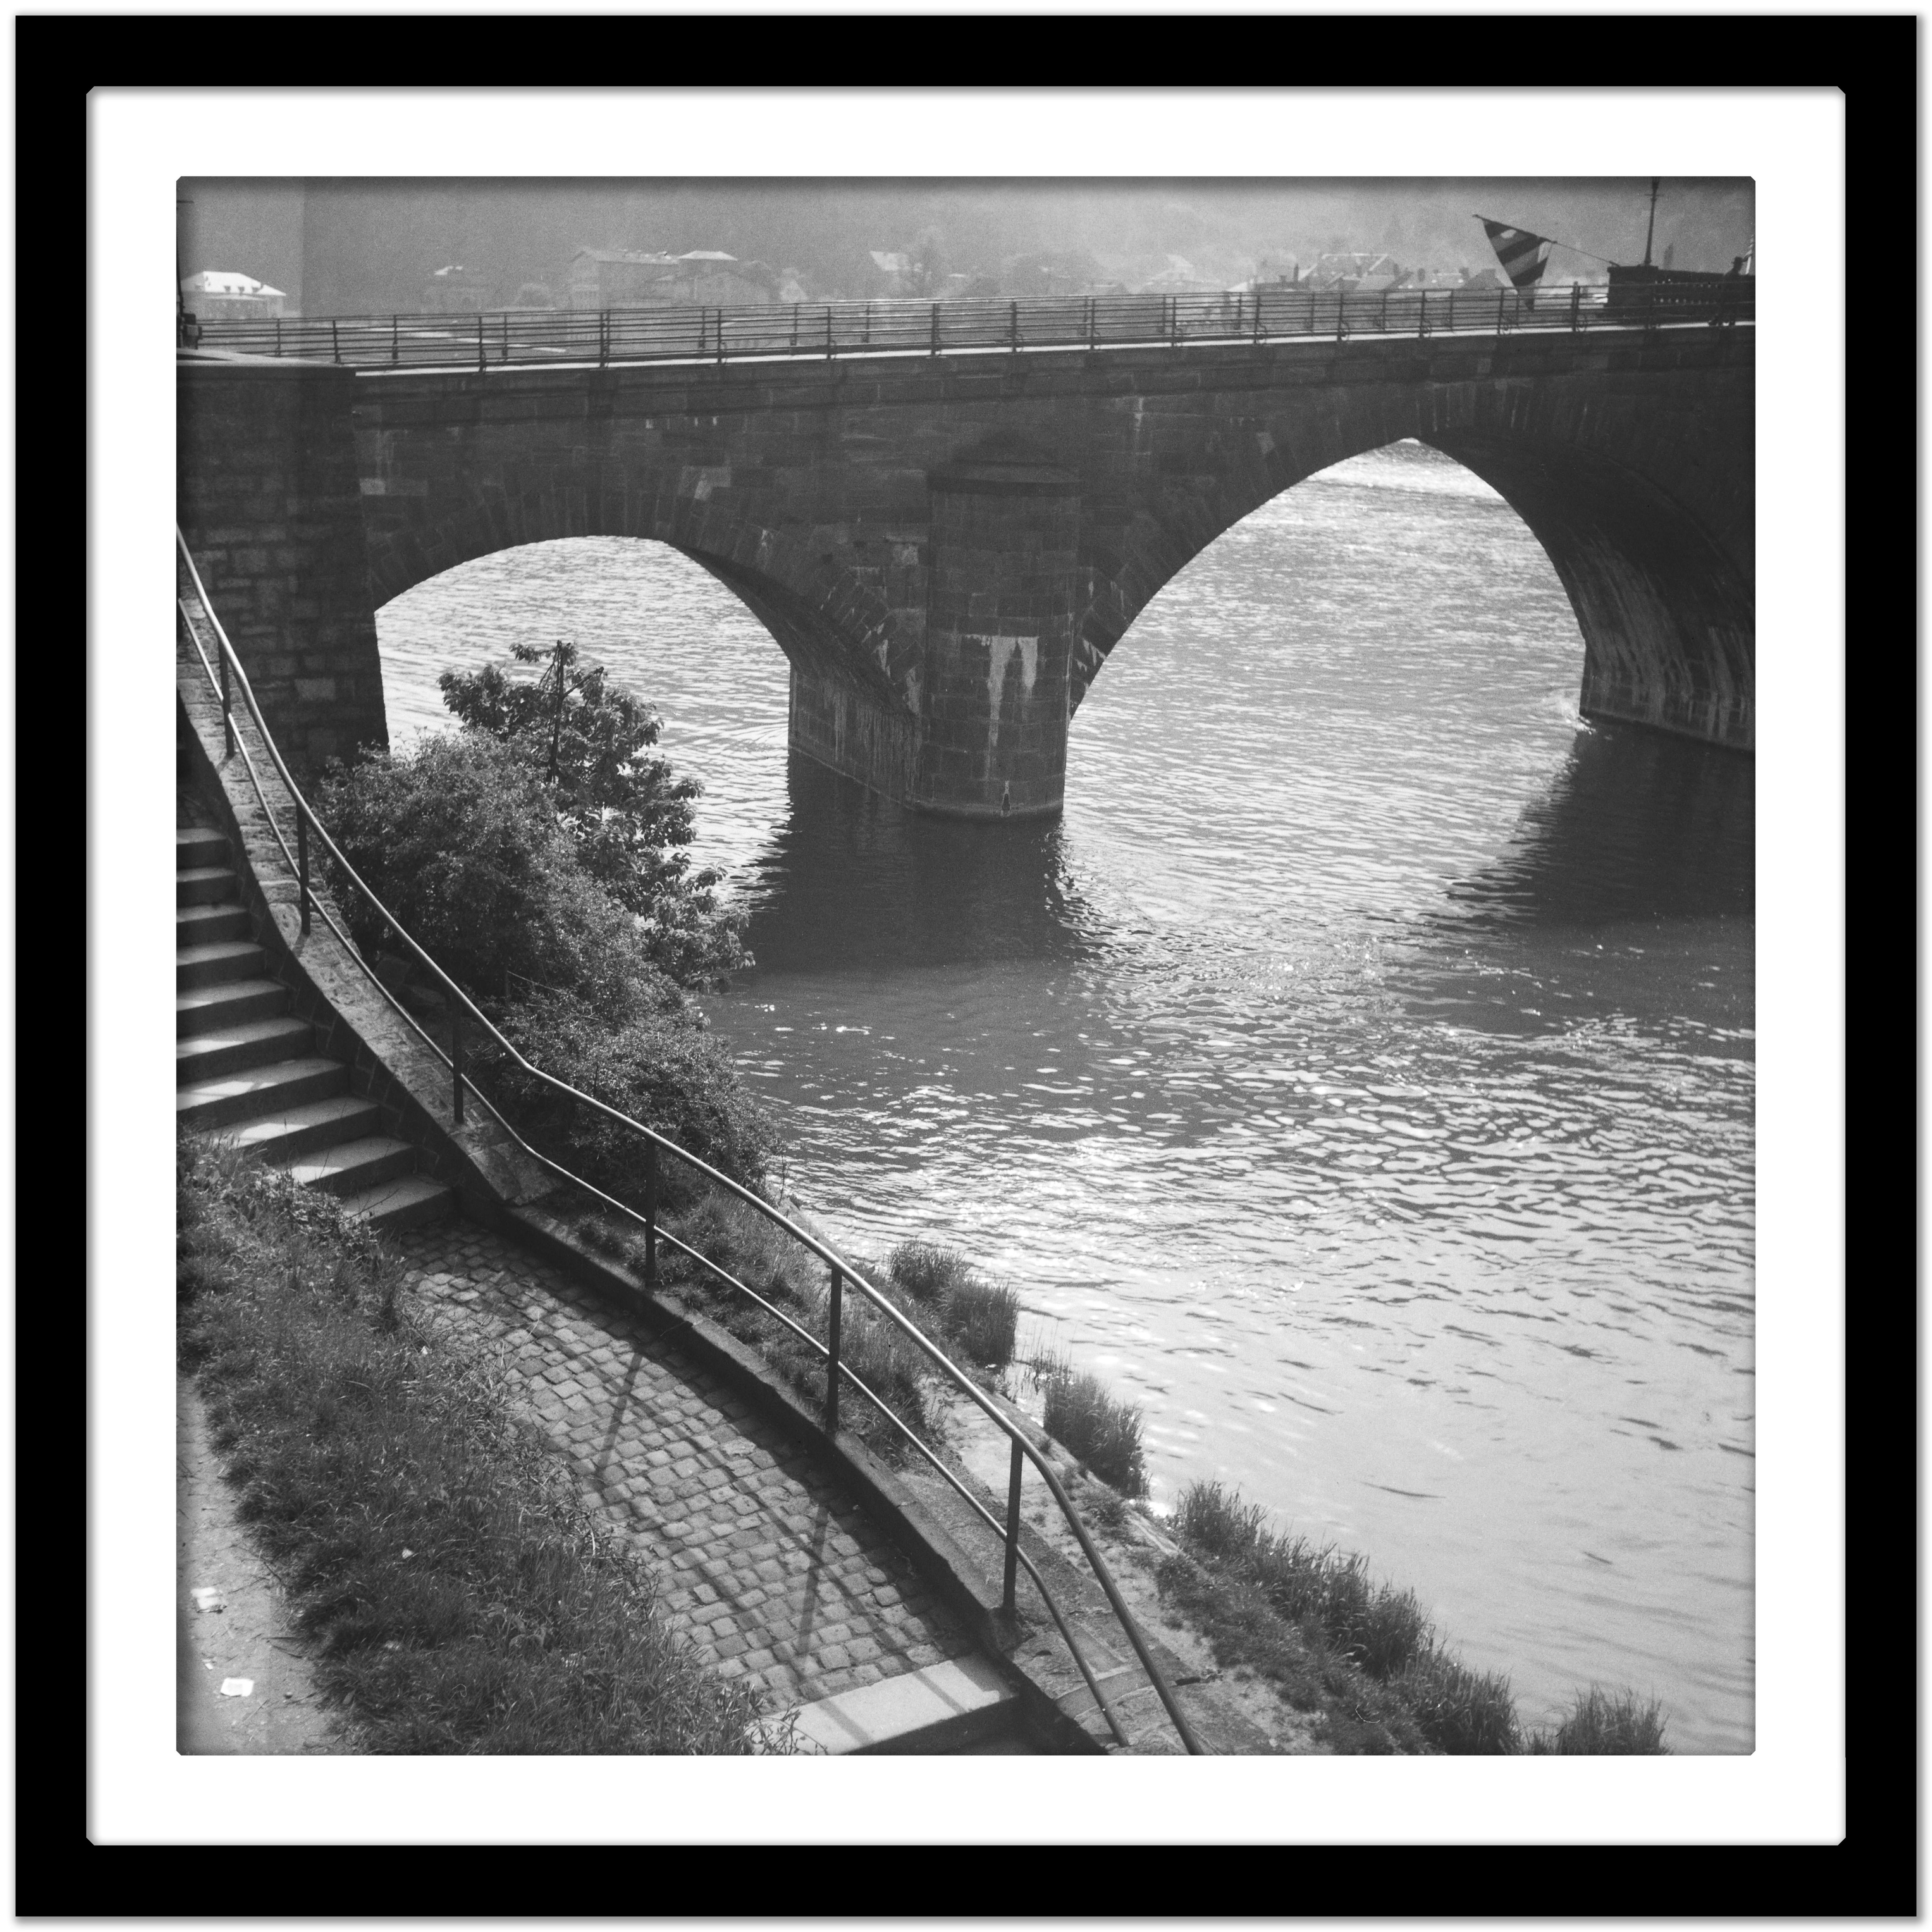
xmin=567 ymin=1176 xmax=1667 ymax=1754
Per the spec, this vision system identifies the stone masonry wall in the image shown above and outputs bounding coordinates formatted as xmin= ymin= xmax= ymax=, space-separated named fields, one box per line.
xmin=177 ymin=355 xmax=389 ymax=773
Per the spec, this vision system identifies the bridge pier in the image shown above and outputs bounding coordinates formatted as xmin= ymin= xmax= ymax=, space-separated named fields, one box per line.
xmin=783 ymin=461 xmax=1080 ymax=819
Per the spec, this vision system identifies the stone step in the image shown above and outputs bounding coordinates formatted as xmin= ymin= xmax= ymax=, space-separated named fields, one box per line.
xmin=177 ymin=977 xmax=289 ymax=1038
xmin=284 ymin=1135 xmax=417 ymax=1199
xmin=177 ymin=902 xmax=251 ymax=948
xmin=770 ymin=1655 xmax=1024 ymax=1756
xmin=178 ymin=865 xmax=240 ymax=909
xmin=176 ymin=1014 xmax=315 ymax=1085
xmin=334 ymin=1173 xmax=454 ymax=1232
xmin=211 ymin=1093 xmax=387 ymax=1164
xmin=176 ymin=826 xmax=229 ymax=869
xmin=177 ymin=940 xmax=267 ymax=992
xmin=177 ymin=1056 xmax=348 ymax=1131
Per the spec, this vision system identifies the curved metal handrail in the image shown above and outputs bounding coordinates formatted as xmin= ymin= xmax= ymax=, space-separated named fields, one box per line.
xmin=175 ymin=528 xmax=1205 ymax=1755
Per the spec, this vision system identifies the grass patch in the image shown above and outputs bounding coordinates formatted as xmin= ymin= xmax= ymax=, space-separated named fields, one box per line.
xmin=886 ymin=1242 xmax=1020 ymax=1370
xmin=1526 ymin=1685 xmax=1670 ymax=1755
xmin=1038 ymin=1360 xmax=1148 ymax=1498
xmin=1164 ymin=1480 xmax=1666 ymax=1756
xmin=179 ymin=1137 xmax=785 ymax=1754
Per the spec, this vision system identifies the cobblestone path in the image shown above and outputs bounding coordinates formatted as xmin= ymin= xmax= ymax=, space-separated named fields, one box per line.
xmin=394 ymin=1221 xmax=976 ymax=1711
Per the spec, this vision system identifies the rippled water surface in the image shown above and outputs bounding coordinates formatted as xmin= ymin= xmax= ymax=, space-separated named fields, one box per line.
xmin=378 ymin=441 xmax=1754 ymax=1751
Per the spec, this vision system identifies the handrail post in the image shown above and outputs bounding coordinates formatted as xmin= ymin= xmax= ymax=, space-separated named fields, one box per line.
xmin=1381 ymin=289 xmax=1388 ymax=334
xmin=1571 ymin=281 xmax=1582 ymax=332
xmin=296 ymin=811 xmax=311 ymax=937
xmin=931 ymin=301 xmax=939 ymax=355
xmin=824 ymin=1267 xmax=842 ymax=1433
xmin=503 ymin=310 xmax=510 ymax=363
xmin=476 ymin=311 xmax=485 ymax=374
xmin=391 ymin=314 xmax=399 ymax=365
xmin=1448 ymin=288 xmax=1455 ymax=334
xmin=274 ymin=316 xmax=282 ymax=357
xmin=716 ymin=308 xmax=725 ymax=365
xmin=1088 ymin=295 xmax=1097 ymax=352
xmin=1010 ymin=300 xmax=1019 ymax=352
xmin=790 ymin=302 xmax=799 ymax=352
xmin=1003 ymin=1437 xmax=1024 ymax=1614
xmin=644 ymin=1141 xmax=660 ymax=1290
xmin=331 ymin=319 xmax=341 ymax=365
xmin=218 ymin=640 xmax=233 ymax=759
xmin=826 ymin=306 xmax=834 ymax=359
xmin=1498 ymin=288 xmax=1506 ymax=336
xmin=451 ymin=1008 xmax=464 ymax=1126
xmin=863 ymin=300 xmax=871 ymax=346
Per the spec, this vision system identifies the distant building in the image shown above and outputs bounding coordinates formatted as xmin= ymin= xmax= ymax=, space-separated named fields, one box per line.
xmin=568 ymin=249 xmax=778 ymax=310
xmin=1299 ymin=252 xmax=1408 ymax=294
xmin=423 ymin=265 xmax=490 ymax=314
xmin=865 ymin=250 xmax=915 ymax=297
xmin=179 ymin=270 xmax=288 ymax=320
xmin=1134 ymin=256 xmax=1230 ymax=296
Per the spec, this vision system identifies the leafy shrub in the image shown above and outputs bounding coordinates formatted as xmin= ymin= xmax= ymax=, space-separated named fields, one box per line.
xmin=484 ymin=991 xmax=778 ymax=1201
xmin=314 ymin=733 xmax=676 ymax=1023
xmin=1042 ymin=1367 xmax=1148 ymax=1497
xmin=439 ymin=641 xmax=746 ymax=990
xmin=1525 ymin=1685 xmax=1670 ymax=1755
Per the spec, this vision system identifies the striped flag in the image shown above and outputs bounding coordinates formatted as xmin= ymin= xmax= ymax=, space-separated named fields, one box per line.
xmin=1479 ymin=219 xmax=1554 ymax=291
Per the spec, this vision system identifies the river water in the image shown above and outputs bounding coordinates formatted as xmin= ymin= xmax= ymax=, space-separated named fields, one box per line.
xmin=375 ymin=439 xmax=1754 ymax=1752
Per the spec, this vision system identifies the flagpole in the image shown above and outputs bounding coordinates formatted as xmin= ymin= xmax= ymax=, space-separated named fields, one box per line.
xmin=1643 ymin=179 xmax=1660 ymax=269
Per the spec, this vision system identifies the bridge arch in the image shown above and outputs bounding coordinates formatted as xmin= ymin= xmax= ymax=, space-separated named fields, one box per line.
xmin=1074 ymin=379 xmax=1754 ymax=751
xmin=364 ymin=489 xmax=919 ymax=717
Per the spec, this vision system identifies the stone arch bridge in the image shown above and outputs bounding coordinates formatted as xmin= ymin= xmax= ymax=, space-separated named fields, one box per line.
xmin=178 ymin=324 xmax=1752 ymax=817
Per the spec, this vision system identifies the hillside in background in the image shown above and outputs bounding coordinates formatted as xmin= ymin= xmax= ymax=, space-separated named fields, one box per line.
xmin=179 ymin=177 xmax=1755 ymax=316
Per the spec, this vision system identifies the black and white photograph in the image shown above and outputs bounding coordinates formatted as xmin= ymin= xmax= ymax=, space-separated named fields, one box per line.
xmin=78 ymin=74 xmax=1855 ymax=1859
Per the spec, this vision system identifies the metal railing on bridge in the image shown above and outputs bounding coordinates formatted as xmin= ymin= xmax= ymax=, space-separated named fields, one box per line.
xmin=176 ymin=527 xmax=1206 ymax=1757
xmin=183 ymin=283 xmax=1755 ymax=372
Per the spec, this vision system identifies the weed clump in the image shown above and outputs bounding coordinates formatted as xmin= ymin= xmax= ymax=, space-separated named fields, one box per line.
xmin=1526 ymin=1685 xmax=1670 ymax=1755
xmin=1039 ymin=1363 xmax=1148 ymax=1497
xmin=886 ymin=1243 xmax=1020 ymax=1370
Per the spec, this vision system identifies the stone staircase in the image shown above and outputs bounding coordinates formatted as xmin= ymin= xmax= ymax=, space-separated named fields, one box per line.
xmin=176 ymin=811 xmax=454 ymax=1231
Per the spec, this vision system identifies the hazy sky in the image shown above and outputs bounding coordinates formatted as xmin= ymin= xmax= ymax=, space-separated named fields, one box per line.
xmin=181 ymin=177 xmax=1753 ymax=313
